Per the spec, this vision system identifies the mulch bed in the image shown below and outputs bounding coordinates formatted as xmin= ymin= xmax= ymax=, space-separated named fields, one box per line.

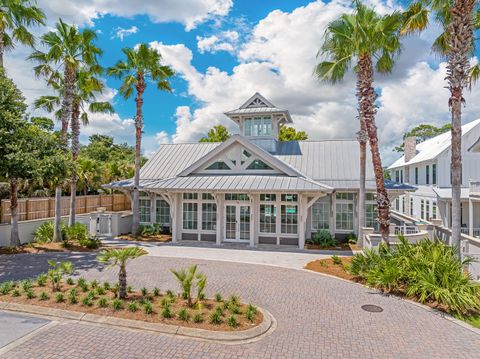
xmin=0 ymin=242 xmax=102 ymax=255
xmin=0 ymin=283 xmax=262 ymax=332
xmin=116 ymin=234 xmax=172 ymax=243
xmin=305 ymin=243 xmax=360 ymax=251
xmin=304 ymin=257 xmax=357 ymax=281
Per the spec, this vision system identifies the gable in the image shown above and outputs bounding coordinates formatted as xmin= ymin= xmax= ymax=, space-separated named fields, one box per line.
xmin=240 ymin=92 xmax=275 ymax=109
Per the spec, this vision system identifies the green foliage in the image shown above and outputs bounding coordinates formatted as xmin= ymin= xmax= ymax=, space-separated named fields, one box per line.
xmin=97 ymin=297 xmax=108 ymax=308
xmin=153 ymin=287 xmax=160 ymax=296
xmin=25 ymin=289 xmax=35 ymax=299
xmin=161 ymin=304 xmax=172 ymax=318
xmin=177 ymin=308 xmax=190 ymax=321
xmin=193 ymin=313 xmax=204 ymax=323
xmin=310 ymin=230 xmax=337 ymax=247
xmin=171 ymin=265 xmax=208 ymax=306
xmin=21 ymin=279 xmax=32 ymax=292
xmin=227 ymin=315 xmax=238 ymax=328
xmin=39 ymin=291 xmax=49 ymax=301
xmin=103 ymin=282 xmax=111 ymax=290
xmin=96 ymin=286 xmax=106 ymax=296
xmin=228 ymin=303 xmax=241 ymax=315
xmin=127 ymin=302 xmax=138 ymax=312
xmin=90 ymin=280 xmax=99 ymax=288
xmin=214 ymin=293 xmax=223 ymax=302
xmin=199 ymin=125 xmax=231 ymax=143
xmin=209 ymin=310 xmax=222 ymax=325
xmin=112 ymin=299 xmax=124 ymax=311
xmin=245 ymin=305 xmax=257 ymax=322
xmin=66 ymin=278 xmax=75 ymax=285
xmin=0 ymin=281 xmax=15 ymax=295
xmin=331 ymin=255 xmax=342 ymax=265
xmin=228 ymin=295 xmax=240 ymax=307
xmin=346 ymin=232 xmax=357 ymax=244
xmin=82 ymin=296 xmax=93 ymax=307
xmin=393 ymin=123 xmax=452 ymax=152
xmin=68 ymin=289 xmax=78 ymax=304
xmin=349 ymin=238 xmax=480 ymax=314
xmin=278 ymin=125 xmax=308 ymax=141
xmin=34 ymin=222 xmax=61 ymax=243
xmin=138 ymin=224 xmax=164 ymax=236
xmin=11 ymin=289 xmax=20 ymax=297
xmin=127 ymin=285 xmax=133 ymax=293
xmin=141 ymin=287 xmax=148 ymax=297
xmin=55 ymin=292 xmax=65 ymax=303
xmin=77 ymin=277 xmax=86 ymax=287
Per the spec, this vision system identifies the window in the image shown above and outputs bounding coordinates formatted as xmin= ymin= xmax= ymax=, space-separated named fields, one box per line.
xmin=336 ymin=203 xmax=354 ymax=231
xmin=206 ymin=161 xmax=230 ymax=170
xmin=183 ymin=193 xmax=198 ymax=200
xmin=395 ymin=198 xmax=400 ymax=211
xmin=402 ymin=196 xmax=405 ymax=213
xmin=410 ymin=197 xmax=414 ymax=216
xmin=281 ymin=205 xmax=298 ymax=234
xmin=281 ymin=194 xmax=298 ymax=202
xmin=260 ymin=194 xmax=276 ymax=202
xmin=426 ymin=200 xmax=430 ymax=220
xmin=312 ymin=201 xmax=329 ymax=230
xmin=139 ymin=199 xmax=151 ymax=223
xmin=225 ymin=193 xmax=249 ymax=201
xmin=433 ymin=201 xmax=437 ymax=219
xmin=182 ymin=203 xmax=198 ymax=230
xmin=415 ymin=167 xmax=418 ymax=184
xmin=155 ymin=199 xmax=170 ymax=226
xmin=365 ymin=203 xmax=377 ymax=229
xmin=246 ymin=159 xmax=273 ymax=170
xmin=260 ymin=204 xmax=276 ymax=233
xmin=244 ymin=117 xmax=272 ymax=137
xmin=421 ymin=200 xmax=425 ymax=219
xmin=432 ymin=164 xmax=437 ymax=185
xmin=400 ymin=170 xmax=403 ymax=184
xmin=336 ymin=193 xmax=354 ymax=200
xmin=201 ymin=203 xmax=216 ymax=231
xmin=202 ymin=193 xmax=214 ymax=200
xmin=426 ymin=165 xmax=430 ymax=184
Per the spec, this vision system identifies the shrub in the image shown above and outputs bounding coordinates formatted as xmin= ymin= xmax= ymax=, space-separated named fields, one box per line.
xmin=214 ymin=293 xmax=223 ymax=302
xmin=214 ymin=305 xmax=224 ymax=316
xmin=127 ymin=285 xmax=133 ymax=293
xmin=55 ymin=292 xmax=65 ymax=303
xmin=228 ymin=295 xmax=240 ymax=307
xmin=66 ymin=278 xmax=75 ymax=285
xmin=0 ymin=281 xmax=15 ymax=295
xmin=246 ymin=304 xmax=257 ymax=315
xmin=178 ymin=308 xmax=190 ymax=321
xmin=96 ymin=286 xmax=106 ymax=296
xmin=245 ymin=309 xmax=255 ymax=322
xmin=139 ymin=224 xmax=162 ymax=236
xmin=112 ymin=299 xmax=124 ymax=311
xmin=82 ymin=296 xmax=93 ymax=307
xmin=11 ymin=289 xmax=20 ymax=297
xmin=68 ymin=289 xmax=78 ymax=304
xmin=228 ymin=303 xmax=241 ymax=315
xmin=21 ymin=279 xmax=33 ymax=292
xmin=171 ymin=265 xmax=207 ymax=306
xmin=103 ymin=282 xmax=111 ymax=290
xmin=161 ymin=304 xmax=172 ymax=318
xmin=209 ymin=310 xmax=222 ymax=324
xmin=39 ymin=291 xmax=49 ymax=301
xmin=153 ymin=287 xmax=160 ymax=296
xmin=141 ymin=287 xmax=148 ymax=297
xmin=161 ymin=297 xmax=171 ymax=307
xmin=166 ymin=289 xmax=175 ymax=298
xmin=64 ymin=223 xmax=100 ymax=249
xmin=36 ymin=273 xmax=48 ymax=287
xmin=90 ymin=280 xmax=99 ymax=288
xmin=25 ymin=289 xmax=35 ymax=299
xmin=310 ymin=230 xmax=337 ymax=247
xmin=77 ymin=277 xmax=86 ymax=287
xmin=128 ymin=302 xmax=138 ymax=312
xmin=346 ymin=232 xmax=357 ymax=244
xmin=47 ymin=261 xmax=74 ymax=292
xmin=143 ymin=301 xmax=153 ymax=314
xmin=79 ymin=282 xmax=89 ymax=293
xmin=193 ymin=313 xmax=204 ymax=323
xmin=227 ymin=315 xmax=238 ymax=328
xmin=33 ymin=221 xmax=64 ymax=243
xmin=331 ymin=255 xmax=342 ymax=265
xmin=97 ymin=297 xmax=108 ymax=308
xmin=348 ymin=238 xmax=480 ymax=314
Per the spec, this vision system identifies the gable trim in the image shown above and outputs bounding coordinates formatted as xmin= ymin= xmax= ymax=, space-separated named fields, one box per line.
xmin=240 ymin=92 xmax=275 ymax=109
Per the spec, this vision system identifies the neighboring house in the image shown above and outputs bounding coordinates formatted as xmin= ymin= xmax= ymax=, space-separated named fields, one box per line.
xmin=108 ymin=93 xmax=412 ymax=248
xmin=388 ymin=119 xmax=480 ymax=238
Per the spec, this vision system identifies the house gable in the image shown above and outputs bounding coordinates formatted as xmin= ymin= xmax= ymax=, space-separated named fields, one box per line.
xmin=178 ymin=135 xmax=303 ymax=177
xmin=240 ymin=92 xmax=275 ymax=109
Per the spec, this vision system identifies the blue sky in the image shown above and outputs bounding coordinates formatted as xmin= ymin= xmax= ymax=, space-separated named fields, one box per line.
xmin=6 ymin=0 xmax=480 ymax=164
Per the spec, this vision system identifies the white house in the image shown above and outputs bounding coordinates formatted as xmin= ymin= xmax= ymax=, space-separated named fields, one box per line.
xmin=108 ymin=93 xmax=413 ymax=248
xmin=388 ymin=119 xmax=480 ymax=237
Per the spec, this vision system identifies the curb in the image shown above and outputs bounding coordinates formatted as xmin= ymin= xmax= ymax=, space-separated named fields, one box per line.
xmin=0 ymin=301 xmax=275 ymax=344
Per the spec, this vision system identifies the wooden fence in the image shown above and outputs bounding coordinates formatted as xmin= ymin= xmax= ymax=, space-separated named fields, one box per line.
xmin=0 ymin=194 xmax=131 ymax=224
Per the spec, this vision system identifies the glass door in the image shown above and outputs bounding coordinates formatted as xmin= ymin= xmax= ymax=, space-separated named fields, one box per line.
xmin=239 ymin=205 xmax=250 ymax=240
xmin=225 ymin=205 xmax=236 ymax=240
xmin=224 ymin=204 xmax=250 ymax=241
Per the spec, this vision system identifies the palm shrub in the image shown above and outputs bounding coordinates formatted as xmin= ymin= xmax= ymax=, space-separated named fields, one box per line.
xmin=47 ymin=260 xmax=74 ymax=291
xmin=34 ymin=221 xmax=66 ymax=243
xmin=96 ymin=247 xmax=147 ymax=299
xmin=171 ymin=265 xmax=207 ymax=307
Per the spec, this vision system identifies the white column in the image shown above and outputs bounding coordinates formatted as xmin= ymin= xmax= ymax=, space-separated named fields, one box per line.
xmin=298 ymin=194 xmax=307 ymax=249
xmin=250 ymin=194 xmax=259 ymax=247
xmin=214 ymin=193 xmax=222 ymax=245
xmin=469 ymin=199 xmax=474 ymax=237
xmin=149 ymin=193 xmax=155 ymax=224
xmin=446 ymin=201 xmax=450 ymax=228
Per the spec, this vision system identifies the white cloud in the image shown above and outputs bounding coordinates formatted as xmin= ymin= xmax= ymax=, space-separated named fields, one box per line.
xmin=196 ymin=30 xmax=239 ymax=53
xmin=113 ymin=26 xmax=138 ymax=41
xmin=37 ymin=0 xmax=233 ymax=30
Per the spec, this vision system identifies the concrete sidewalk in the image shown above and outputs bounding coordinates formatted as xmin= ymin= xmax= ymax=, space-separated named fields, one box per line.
xmin=103 ymin=239 xmax=354 ymax=269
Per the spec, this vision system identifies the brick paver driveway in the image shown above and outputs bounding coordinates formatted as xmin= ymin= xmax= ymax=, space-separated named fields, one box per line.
xmin=1 ymin=252 xmax=479 ymax=358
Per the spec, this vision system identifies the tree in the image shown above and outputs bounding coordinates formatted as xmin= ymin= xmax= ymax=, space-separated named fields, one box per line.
xmin=29 ymin=19 xmax=102 ymax=242
xmin=278 ymin=125 xmax=308 ymax=141
xmin=108 ymin=44 xmax=174 ymax=236
xmin=393 ymin=123 xmax=452 ymax=152
xmin=316 ymin=3 xmax=403 ymax=243
xmin=199 ymin=125 xmax=231 ymax=142
xmin=96 ymin=247 xmax=147 ymax=299
xmin=0 ymin=0 xmax=45 ymax=68
xmin=35 ymin=69 xmax=114 ymax=225
xmin=403 ymin=0 xmax=479 ymax=255
xmin=0 ymin=72 xmax=70 ymax=246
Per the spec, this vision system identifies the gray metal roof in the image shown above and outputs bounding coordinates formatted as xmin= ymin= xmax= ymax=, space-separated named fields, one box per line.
xmin=107 ymin=175 xmax=333 ymax=192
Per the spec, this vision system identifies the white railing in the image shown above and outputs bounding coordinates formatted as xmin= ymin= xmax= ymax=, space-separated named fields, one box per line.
xmin=470 ymin=181 xmax=480 ymax=196
xmin=394 ymin=226 xmax=420 ymax=235
xmin=461 ymin=228 xmax=480 ymax=239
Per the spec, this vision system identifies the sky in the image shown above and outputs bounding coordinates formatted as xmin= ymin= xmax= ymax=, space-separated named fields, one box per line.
xmin=4 ymin=0 xmax=480 ymax=165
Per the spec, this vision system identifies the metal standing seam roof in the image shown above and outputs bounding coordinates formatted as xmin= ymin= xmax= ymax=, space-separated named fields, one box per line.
xmin=389 ymin=119 xmax=480 ymax=169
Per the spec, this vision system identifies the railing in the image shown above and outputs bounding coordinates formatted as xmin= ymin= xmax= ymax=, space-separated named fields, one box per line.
xmin=460 ymin=228 xmax=480 ymax=239
xmin=394 ymin=226 xmax=420 ymax=235
xmin=470 ymin=181 xmax=480 ymax=196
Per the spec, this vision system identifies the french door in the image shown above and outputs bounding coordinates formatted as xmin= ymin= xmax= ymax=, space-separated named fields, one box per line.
xmin=225 ymin=204 xmax=250 ymax=241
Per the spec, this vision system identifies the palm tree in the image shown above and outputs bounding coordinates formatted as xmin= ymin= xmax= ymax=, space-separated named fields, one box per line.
xmin=29 ymin=19 xmax=101 ymax=241
xmin=315 ymin=4 xmax=403 ymax=243
xmin=0 ymin=0 xmax=45 ymax=69
xmin=107 ymin=44 xmax=174 ymax=236
xmin=96 ymin=247 xmax=147 ymax=299
xmin=35 ymin=69 xmax=114 ymax=225
xmin=402 ymin=0 xmax=478 ymax=255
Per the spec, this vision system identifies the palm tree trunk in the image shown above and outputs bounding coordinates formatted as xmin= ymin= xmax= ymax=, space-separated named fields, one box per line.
xmin=132 ymin=74 xmax=146 ymax=236
xmin=54 ymin=66 xmax=76 ymax=241
xmin=358 ymin=54 xmax=390 ymax=243
xmin=9 ymin=179 xmax=21 ymax=247
xmin=69 ymin=102 xmax=81 ymax=226
xmin=118 ymin=265 xmax=127 ymax=299
xmin=447 ymin=0 xmax=475 ymax=258
xmin=357 ymin=120 xmax=367 ymax=246
xmin=0 ymin=28 xmax=4 ymax=69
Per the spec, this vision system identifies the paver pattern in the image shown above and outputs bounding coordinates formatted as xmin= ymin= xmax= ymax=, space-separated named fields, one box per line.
xmin=1 ymin=253 xmax=479 ymax=358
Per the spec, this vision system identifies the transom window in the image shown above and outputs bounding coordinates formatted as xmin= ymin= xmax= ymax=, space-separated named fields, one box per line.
xmin=183 ymin=193 xmax=198 ymax=200
xmin=202 ymin=193 xmax=214 ymax=200
xmin=225 ymin=193 xmax=250 ymax=201
xmin=244 ymin=117 xmax=272 ymax=137
xmin=260 ymin=194 xmax=276 ymax=202
xmin=206 ymin=161 xmax=230 ymax=170
xmin=281 ymin=194 xmax=298 ymax=202
xmin=155 ymin=199 xmax=170 ymax=226
xmin=336 ymin=192 xmax=354 ymax=201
